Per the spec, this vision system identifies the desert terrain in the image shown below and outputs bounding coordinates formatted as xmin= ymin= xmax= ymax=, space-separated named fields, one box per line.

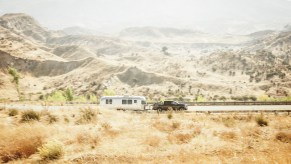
xmin=0 ymin=11 xmax=290 ymax=164
xmin=0 ymin=107 xmax=290 ymax=163
xmin=0 ymin=13 xmax=290 ymax=102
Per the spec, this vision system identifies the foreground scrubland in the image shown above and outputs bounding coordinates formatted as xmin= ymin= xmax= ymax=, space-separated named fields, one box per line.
xmin=0 ymin=106 xmax=290 ymax=163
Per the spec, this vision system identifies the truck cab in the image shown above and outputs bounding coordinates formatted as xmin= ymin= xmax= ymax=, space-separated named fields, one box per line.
xmin=152 ymin=100 xmax=188 ymax=111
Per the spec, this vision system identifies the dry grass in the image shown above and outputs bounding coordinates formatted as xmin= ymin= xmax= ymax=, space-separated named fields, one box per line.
xmin=0 ymin=106 xmax=290 ymax=163
xmin=76 ymin=108 xmax=98 ymax=124
xmin=20 ymin=110 xmax=40 ymax=122
xmin=168 ymin=132 xmax=195 ymax=144
xmin=222 ymin=117 xmax=236 ymax=127
xmin=220 ymin=131 xmax=237 ymax=141
xmin=0 ymin=124 xmax=47 ymax=162
xmin=276 ymin=131 xmax=291 ymax=143
xmin=143 ymin=135 xmax=161 ymax=147
xmin=8 ymin=109 xmax=18 ymax=117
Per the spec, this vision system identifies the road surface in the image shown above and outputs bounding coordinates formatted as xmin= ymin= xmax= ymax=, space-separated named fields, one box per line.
xmin=0 ymin=103 xmax=290 ymax=112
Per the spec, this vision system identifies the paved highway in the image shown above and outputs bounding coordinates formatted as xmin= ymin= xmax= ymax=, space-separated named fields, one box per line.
xmin=187 ymin=105 xmax=291 ymax=112
xmin=0 ymin=103 xmax=290 ymax=112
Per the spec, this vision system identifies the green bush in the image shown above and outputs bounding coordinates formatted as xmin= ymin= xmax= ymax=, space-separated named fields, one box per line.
xmin=21 ymin=110 xmax=40 ymax=122
xmin=46 ymin=91 xmax=66 ymax=102
xmin=64 ymin=87 xmax=74 ymax=101
xmin=8 ymin=67 xmax=20 ymax=85
xmin=8 ymin=109 xmax=18 ymax=116
xmin=38 ymin=140 xmax=64 ymax=160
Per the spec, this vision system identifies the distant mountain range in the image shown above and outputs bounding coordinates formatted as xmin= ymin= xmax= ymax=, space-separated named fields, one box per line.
xmin=0 ymin=13 xmax=290 ymax=101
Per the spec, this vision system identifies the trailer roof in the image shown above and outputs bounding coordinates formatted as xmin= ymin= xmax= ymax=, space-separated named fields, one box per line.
xmin=101 ymin=96 xmax=146 ymax=100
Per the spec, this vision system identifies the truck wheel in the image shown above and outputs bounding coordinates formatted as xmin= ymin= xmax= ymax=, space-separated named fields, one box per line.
xmin=157 ymin=108 xmax=163 ymax=112
xmin=179 ymin=107 xmax=186 ymax=111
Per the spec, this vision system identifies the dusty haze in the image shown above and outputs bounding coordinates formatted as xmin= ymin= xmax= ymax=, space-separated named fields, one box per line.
xmin=1 ymin=0 xmax=291 ymax=34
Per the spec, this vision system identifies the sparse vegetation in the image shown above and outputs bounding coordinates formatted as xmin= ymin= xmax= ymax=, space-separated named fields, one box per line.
xmin=38 ymin=140 xmax=64 ymax=160
xmin=0 ymin=106 xmax=290 ymax=163
xmin=167 ymin=112 xmax=173 ymax=119
xmin=8 ymin=67 xmax=21 ymax=99
xmin=255 ymin=116 xmax=268 ymax=127
xmin=64 ymin=87 xmax=74 ymax=102
xmin=275 ymin=132 xmax=291 ymax=143
xmin=46 ymin=113 xmax=58 ymax=124
xmin=0 ymin=125 xmax=46 ymax=162
xmin=8 ymin=67 xmax=20 ymax=85
xmin=76 ymin=108 xmax=97 ymax=124
xmin=8 ymin=109 xmax=18 ymax=116
xmin=222 ymin=117 xmax=235 ymax=127
xmin=21 ymin=110 xmax=40 ymax=122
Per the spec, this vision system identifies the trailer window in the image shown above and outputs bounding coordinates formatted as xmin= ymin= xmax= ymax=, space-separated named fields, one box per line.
xmin=128 ymin=100 xmax=132 ymax=104
xmin=141 ymin=100 xmax=146 ymax=104
xmin=106 ymin=99 xmax=112 ymax=104
xmin=134 ymin=100 xmax=137 ymax=103
xmin=122 ymin=99 xmax=127 ymax=104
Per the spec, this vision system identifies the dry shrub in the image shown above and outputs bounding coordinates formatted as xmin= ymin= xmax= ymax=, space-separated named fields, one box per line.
xmin=152 ymin=120 xmax=172 ymax=132
xmin=222 ymin=117 xmax=235 ymax=128
xmin=144 ymin=136 xmax=161 ymax=147
xmin=100 ymin=122 xmax=119 ymax=137
xmin=255 ymin=116 xmax=268 ymax=127
xmin=41 ymin=111 xmax=58 ymax=124
xmin=276 ymin=132 xmax=291 ymax=143
xmin=101 ymin=122 xmax=112 ymax=130
xmin=8 ymin=109 xmax=18 ymax=117
xmin=152 ymin=120 xmax=180 ymax=133
xmin=0 ymin=125 xmax=46 ymax=162
xmin=172 ymin=122 xmax=181 ymax=130
xmin=76 ymin=108 xmax=97 ymax=124
xmin=220 ymin=131 xmax=237 ymax=141
xmin=21 ymin=110 xmax=40 ymax=122
xmin=38 ymin=140 xmax=64 ymax=160
xmin=0 ymin=107 xmax=5 ymax=111
xmin=76 ymin=131 xmax=101 ymax=146
xmin=64 ymin=116 xmax=70 ymax=124
xmin=167 ymin=112 xmax=173 ymax=119
xmin=168 ymin=132 xmax=194 ymax=144
xmin=193 ymin=126 xmax=201 ymax=135
xmin=46 ymin=113 xmax=58 ymax=124
xmin=232 ymin=114 xmax=252 ymax=122
xmin=242 ymin=127 xmax=261 ymax=138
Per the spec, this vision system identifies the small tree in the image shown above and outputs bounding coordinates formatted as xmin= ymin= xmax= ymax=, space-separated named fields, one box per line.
xmin=8 ymin=67 xmax=20 ymax=85
xmin=162 ymin=46 xmax=169 ymax=55
xmin=8 ymin=67 xmax=21 ymax=99
xmin=64 ymin=87 xmax=74 ymax=102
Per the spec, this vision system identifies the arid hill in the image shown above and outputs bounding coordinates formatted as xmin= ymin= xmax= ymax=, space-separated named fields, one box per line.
xmin=0 ymin=13 xmax=290 ymax=101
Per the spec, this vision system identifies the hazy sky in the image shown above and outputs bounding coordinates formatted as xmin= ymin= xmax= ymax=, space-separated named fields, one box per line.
xmin=0 ymin=0 xmax=291 ymax=34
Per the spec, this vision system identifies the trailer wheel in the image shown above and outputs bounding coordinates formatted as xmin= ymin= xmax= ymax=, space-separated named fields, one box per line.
xmin=157 ymin=108 xmax=163 ymax=112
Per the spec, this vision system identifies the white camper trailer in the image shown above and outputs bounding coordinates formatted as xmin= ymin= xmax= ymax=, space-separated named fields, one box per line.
xmin=100 ymin=96 xmax=147 ymax=110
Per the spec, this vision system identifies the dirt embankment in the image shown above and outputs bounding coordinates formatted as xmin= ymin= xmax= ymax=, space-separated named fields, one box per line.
xmin=0 ymin=50 xmax=93 ymax=77
xmin=117 ymin=67 xmax=181 ymax=87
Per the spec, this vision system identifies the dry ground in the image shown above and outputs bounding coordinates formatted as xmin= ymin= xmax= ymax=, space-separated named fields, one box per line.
xmin=0 ymin=106 xmax=290 ymax=163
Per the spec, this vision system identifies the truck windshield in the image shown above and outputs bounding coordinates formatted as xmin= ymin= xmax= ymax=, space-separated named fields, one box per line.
xmin=141 ymin=100 xmax=146 ymax=104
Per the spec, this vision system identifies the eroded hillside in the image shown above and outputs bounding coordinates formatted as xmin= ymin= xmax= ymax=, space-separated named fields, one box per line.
xmin=0 ymin=13 xmax=290 ymax=101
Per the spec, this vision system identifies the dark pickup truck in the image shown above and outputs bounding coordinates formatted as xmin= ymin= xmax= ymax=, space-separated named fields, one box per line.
xmin=152 ymin=101 xmax=188 ymax=111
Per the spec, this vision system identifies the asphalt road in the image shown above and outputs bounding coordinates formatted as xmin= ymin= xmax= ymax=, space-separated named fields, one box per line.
xmin=187 ymin=105 xmax=291 ymax=112
xmin=0 ymin=103 xmax=290 ymax=112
